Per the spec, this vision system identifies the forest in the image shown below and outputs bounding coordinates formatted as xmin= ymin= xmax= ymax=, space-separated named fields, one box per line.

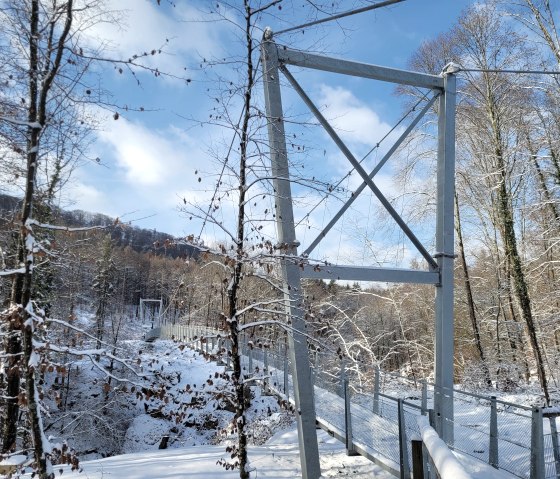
xmin=1 ymin=1 xmax=560 ymax=478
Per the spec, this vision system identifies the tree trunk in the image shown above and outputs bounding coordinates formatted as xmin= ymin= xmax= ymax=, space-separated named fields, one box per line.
xmin=454 ymin=192 xmax=492 ymax=387
xmin=492 ymin=132 xmax=550 ymax=403
xmin=484 ymin=74 xmax=550 ymax=404
xmin=224 ymin=3 xmax=255 ymax=477
xmin=1 ymin=2 xmax=74 ymax=476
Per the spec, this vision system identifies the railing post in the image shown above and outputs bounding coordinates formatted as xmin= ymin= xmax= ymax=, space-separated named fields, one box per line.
xmin=427 ymin=409 xmax=437 ymax=478
xmin=421 ymin=380 xmax=427 ymax=416
xmin=249 ymin=347 xmax=253 ymax=376
xmin=398 ymin=398 xmax=410 ymax=479
xmin=428 ymin=409 xmax=436 ymax=428
xmin=489 ymin=396 xmax=498 ymax=468
xmin=373 ymin=366 xmax=380 ymax=415
xmin=341 ymin=362 xmax=357 ymax=456
xmin=340 ymin=360 xmax=346 ymax=397
xmin=530 ymin=407 xmax=544 ymax=479
xmin=549 ymin=415 xmax=560 ymax=479
xmin=343 ymin=376 xmax=357 ymax=456
xmin=263 ymin=349 xmax=269 ymax=390
xmin=411 ymin=439 xmax=424 ymax=479
xmin=283 ymin=352 xmax=289 ymax=400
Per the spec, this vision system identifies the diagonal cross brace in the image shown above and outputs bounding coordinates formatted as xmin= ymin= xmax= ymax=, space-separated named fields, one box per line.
xmin=300 ymin=88 xmax=440 ymax=257
xmin=280 ymin=65 xmax=438 ymax=270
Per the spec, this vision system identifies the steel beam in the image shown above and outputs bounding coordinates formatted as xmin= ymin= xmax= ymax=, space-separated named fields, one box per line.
xmin=281 ymin=66 xmax=437 ymax=270
xmin=434 ymin=70 xmax=456 ymax=444
xmin=261 ymin=31 xmax=322 ymax=479
xmin=278 ymin=47 xmax=444 ymax=89
xmin=262 ymin=31 xmax=457 ymax=460
xmin=300 ymin=264 xmax=439 ymax=284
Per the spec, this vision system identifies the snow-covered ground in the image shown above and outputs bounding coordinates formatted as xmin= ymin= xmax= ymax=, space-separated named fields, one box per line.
xmin=37 ymin=428 xmax=393 ymax=478
xmin=5 ymin=330 xmax=553 ymax=479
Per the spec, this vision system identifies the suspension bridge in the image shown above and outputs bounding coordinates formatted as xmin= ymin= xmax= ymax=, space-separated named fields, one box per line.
xmin=144 ymin=322 xmax=559 ymax=479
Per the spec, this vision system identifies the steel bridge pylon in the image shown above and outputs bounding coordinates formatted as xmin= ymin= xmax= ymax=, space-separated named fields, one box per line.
xmin=261 ymin=29 xmax=456 ymax=479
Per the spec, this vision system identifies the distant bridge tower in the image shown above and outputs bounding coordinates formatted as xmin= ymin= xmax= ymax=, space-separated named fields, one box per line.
xmin=140 ymin=298 xmax=163 ymax=330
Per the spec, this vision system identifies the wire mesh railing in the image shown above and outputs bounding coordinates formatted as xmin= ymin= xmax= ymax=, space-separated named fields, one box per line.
xmin=152 ymin=323 xmax=559 ymax=479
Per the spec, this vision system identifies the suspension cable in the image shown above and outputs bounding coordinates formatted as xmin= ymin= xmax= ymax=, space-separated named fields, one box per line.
xmin=274 ymin=0 xmax=406 ymax=36
xmin=295 ymin=90 xmax=431 ymax=228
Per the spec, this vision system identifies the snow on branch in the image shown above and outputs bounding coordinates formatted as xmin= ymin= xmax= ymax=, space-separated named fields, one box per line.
xmin=0 ymin=115 xmax=42 ymax=129
xmin=26 ymin=219 xmax=107 ymax=232
xmin=0 ymin=267 xmax=26 ymax=276
xmin=32 ymin=340 xmax=143 ymax=385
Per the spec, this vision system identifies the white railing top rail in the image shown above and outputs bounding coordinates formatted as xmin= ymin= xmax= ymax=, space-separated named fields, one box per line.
xmin=416 ymin=416 xmax=473 ymax=479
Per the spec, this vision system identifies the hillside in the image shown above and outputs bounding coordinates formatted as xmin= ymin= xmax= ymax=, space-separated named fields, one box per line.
xmin=0 ymin=193 xmax=197 ymax=259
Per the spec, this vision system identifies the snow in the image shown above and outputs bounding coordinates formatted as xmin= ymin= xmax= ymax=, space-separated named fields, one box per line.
xmin=13 ymin=323 xmax=545 ymax=479
xmin=25 ymin=428 xmax=393 ymax=479
xmin=16 ymin=337 xmax=393 ymax=479
xmin=417 ymin=415 xmax=472 ymax=479
xmin=0 ymin=455 xmax=26 ymax=466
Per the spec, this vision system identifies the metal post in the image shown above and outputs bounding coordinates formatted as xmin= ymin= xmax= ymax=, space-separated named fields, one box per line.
xmin=397 ymin=398 xmax=410 ymax=479
xmin=427 ymin=409 xmax=437 ymax=478
xmin=343 ymin=377 xmax=357 ymax=456
xmin=340 ymin=360 xmax=346 ymax=398
xmin=249 ymin=347 xmax=253 ymax=375
xmin=411 ymin=439 xmax=425 ymax=479
xmin=530 ymin=407 xmax=545 ymax=479
xmin=283 ymin=354 xmax=289 ymax=399
xmin=549 ymin=416 xmax=560 ymax=478
xmin=434 ymin=67 xmax=456 ymax=444
xmin=373 ymin=366 xmax=380 ymax=415
xmin=489 ymin=396 xmax=498 ymax=468
xmin=428 ymin=409 xmax=436 ymax=429
xmin=421 ymin=379 xmax=427 ymax=416
xmin=263 ymin=349 xmax=269 ymax=390
xmin=262 ymin=31 xmax=321 ymax=479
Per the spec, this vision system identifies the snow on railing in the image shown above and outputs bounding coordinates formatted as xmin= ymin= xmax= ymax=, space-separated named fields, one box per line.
xmin=415 ymin=415 xmax=472 ymax=479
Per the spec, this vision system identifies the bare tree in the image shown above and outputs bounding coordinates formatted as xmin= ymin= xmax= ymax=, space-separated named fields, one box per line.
xmin=0 ymin=0 xmax=186 ymax=474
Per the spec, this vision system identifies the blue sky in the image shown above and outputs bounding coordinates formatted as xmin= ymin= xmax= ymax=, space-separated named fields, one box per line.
xmin=65 ymin=0 xmax=474 ymax=264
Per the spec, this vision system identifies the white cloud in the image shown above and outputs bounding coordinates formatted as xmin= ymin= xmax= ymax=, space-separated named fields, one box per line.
xmin=66 ymin=181 xmax=106 ymax=211
xmin=62 ymin=114 xmax=215 ymax=236
xmin=82 ymin=0 xmax=228 ymax=77
xmin=318 ymin=85 xmax=395 ymax=147
xmin=97 ymin=119 xmax=179 ymax=186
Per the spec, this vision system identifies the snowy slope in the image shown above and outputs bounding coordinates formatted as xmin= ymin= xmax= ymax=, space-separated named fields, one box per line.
xmin=35 ymin=428 xmax=392 ymax=478
xmin=9 ymin=339 xmax=521 ymax=478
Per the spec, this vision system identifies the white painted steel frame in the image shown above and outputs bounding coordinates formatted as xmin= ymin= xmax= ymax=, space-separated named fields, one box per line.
xmin=261 ymin=32 xmax=457 ymax=475
xmin=278 ymin=48 xmax=444 ymax=89
xmin=139 ymin=298 xmax=163 ymax=327
xmin=280 ymin=65 xmax=438 ymax=270
xmin=261 ymin=34 xmax=322 ymax=479
xmin=434 ymin=71 xmax=456 ymax=444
